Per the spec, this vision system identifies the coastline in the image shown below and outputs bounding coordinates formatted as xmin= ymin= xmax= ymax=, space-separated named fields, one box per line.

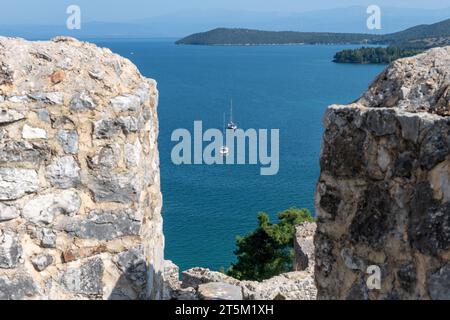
xmin=175 ymin=42 xmax=384 ymax=46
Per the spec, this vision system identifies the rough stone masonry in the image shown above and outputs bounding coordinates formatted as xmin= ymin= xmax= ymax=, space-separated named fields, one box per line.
xmin=0 ymin=36 xmax=164 ymax=299
xmin=315 ymin=47 xmax=450 ymax=299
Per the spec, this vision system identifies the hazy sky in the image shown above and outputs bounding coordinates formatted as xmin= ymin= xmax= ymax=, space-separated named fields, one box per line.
xmin=1 ymin=0 xmax=449 ymax=24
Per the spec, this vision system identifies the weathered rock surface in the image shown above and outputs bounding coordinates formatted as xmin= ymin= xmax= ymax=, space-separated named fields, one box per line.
xmin=164 ymin=266 xmax=317 ymax=300
xmin=162 ymin=260 xmax=182 ymax=300
xmin=0 ymin=203 xmax=20 ymax=222
xmin=0 ymin=109 xmax=24 ymax=124
xmin=0 ymin=140 xmax=50 ymax=165
xmin=359 ymin=47 xmax=450 ymax=116
xmin=31 ymin=254 xmax=54 ymax=272
xmin=55 ymin=130 xmax=78 ymax=154
xmin=0 ymin=230 xmax=22 ymax=269
xmin=22 ymin=124 xmax=47 ymax=139
xmin=37 ymin=228 xmax=57 ymax=249
xmin=0 ymin=275 xmax=38 ymax=300
xmin=45 ymin=156 xmax=81 ymax=189
xmin=162 ymin=223 xmax=319 ymax=301
xmin=60 ymin=257 xmax=104 ymax=296
xmin=0 ymin=36 xmax=163 ymax=300
xmin=22 ymin=190 xmax=81 ymax=225
xmin=60 ymin=209 xmax=141 ymax=241
xmin=198 ymin=282 xmax=243 ymax=300
xmin=294 ymin=222 xmax=316 ymax=273
xmin=87 ymin=172 xmax=141 ymax=204
xmin=0 ymin=168 xmax=39 ymax=200
xmin=315 ymin=47 xmax=450 ymax=300
xmin=427 ymin=264 xmax=450 ymax=300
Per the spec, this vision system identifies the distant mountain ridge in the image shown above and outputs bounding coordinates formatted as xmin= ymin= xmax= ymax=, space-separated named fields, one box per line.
xmin=331 ymin=18 xmax=450 ymax=64
xmin=176 ymin=18 xmax=450 ymax=48
xmin=383 ymin=18 xmax=450 ymax=47
xmin=1 ymin=6 xmax=449 ymax=39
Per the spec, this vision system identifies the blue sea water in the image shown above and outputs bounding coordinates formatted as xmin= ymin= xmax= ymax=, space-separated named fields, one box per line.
xmin=94 ymin=39 xmax=385 ymax=272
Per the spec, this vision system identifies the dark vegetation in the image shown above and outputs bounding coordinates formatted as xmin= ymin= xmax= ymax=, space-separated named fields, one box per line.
xmin=176 ymin=28 xmax=380 ymax=45
xmin=177 ymin=18 xmax=450 ymax=64
xmin=333 ymin=46 xmax=424 ymax=64
xmin=226 ymin=208 xmax=314 ymax=281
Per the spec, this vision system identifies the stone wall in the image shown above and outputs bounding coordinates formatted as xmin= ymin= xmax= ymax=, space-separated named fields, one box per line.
xmin=315 ymin=47 xmax=450 ymax=299
xmin=162 ymin=222 xmax=319 ymax=300
xmin=294 ymin=222 xmax=316 ymax=273
xmin=163 ymin=264 xmax=317 ymax=300
xmin=0 ymin=37 xmax=164 ymax=299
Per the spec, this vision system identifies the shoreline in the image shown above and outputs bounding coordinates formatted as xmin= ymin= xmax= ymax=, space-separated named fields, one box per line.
xmin=175 ymin=42 xmax=385 ymax=46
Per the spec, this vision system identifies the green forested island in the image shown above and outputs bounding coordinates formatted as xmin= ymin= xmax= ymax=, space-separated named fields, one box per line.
xmin=333 ymin=47 xmax=424 ymax=64
xmin=333 ymin=18 xmax=450 ymax=63
xmin=176 ymin=18 xmax=450 ymax=64
xmin=176 ymin=28 xmax=381 ymax=45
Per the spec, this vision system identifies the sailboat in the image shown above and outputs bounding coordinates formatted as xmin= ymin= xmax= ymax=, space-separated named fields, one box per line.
xmin=227 ymin=99 xmax=238 ymax=131
xmin=220 ymin=113 xmax=229 ymax=156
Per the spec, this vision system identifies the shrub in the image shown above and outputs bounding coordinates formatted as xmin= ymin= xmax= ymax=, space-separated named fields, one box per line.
xmin=227 ymin=208 xmax=314 ymax=281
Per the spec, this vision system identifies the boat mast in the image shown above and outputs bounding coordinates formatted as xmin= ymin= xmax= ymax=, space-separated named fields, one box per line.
xmin=230 ymin=99 xmax=233 ymax=123
xmin=223 ymin=112 xmax=226 ymax=134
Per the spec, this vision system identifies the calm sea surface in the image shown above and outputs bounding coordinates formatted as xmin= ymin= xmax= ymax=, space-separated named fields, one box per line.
xmin=94 ymin=39 xmax=384 ymax=272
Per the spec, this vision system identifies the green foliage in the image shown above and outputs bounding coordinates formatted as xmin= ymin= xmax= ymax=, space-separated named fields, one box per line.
xmin=176 ymin=19 xmax=450 ymax=59
xmin=333 ymin=46 xmax=423 ymax=64
xmin=176 ymin=19 xmax=450 ymax=48
xmin=382 ymin=18 xmax=450 ymax=49
xmin=176 ymin=28 xmax=380 ymax=45
xmin=226 ymin=208 xmax=314 ymax=281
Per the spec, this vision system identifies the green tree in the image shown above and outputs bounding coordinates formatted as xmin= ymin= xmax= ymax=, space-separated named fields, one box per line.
xmin=227 ymin=208 xmax=314 ymax=281
xmin=333 ymin=46 xmax=423 ymax=64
